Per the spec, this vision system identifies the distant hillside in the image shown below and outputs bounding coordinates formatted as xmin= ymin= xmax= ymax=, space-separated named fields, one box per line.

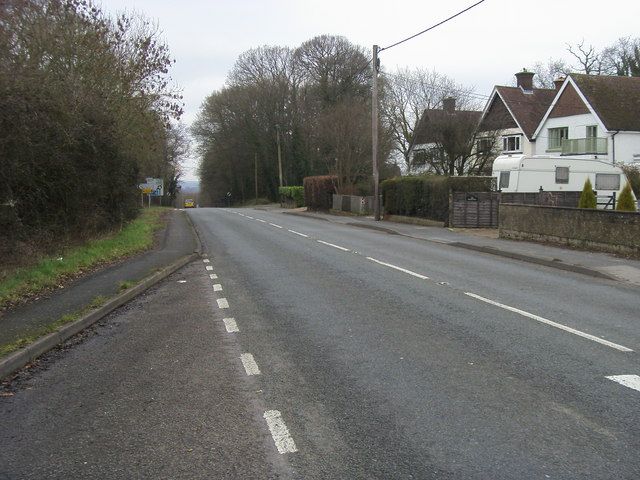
xmin=179 ymin=180 xmax=200 ymax=193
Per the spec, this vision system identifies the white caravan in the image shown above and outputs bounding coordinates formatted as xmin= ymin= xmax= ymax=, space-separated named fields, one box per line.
xmin=492 ymin=154 xmax=635 ymax=201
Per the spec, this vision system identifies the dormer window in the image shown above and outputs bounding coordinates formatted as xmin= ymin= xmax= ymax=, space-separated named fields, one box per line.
xmin=502 ymin=135 xmax=522 ymax=153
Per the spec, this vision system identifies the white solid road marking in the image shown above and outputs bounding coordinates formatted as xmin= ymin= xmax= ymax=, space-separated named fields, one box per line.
xmin=203 ymin=258 xmax=210 ymax=263
xmin=263 ymin=410 xmax=298 ymax=454
xmin=223 ymin=317 xmax=239 ymax=333
xmin=606 ymin=375 xmax=640 ymax=392
xmin=209 ymin=274 xmax=218 ymax=280
xmin=288 ymin=229 xmax=309 ymax=238
xmin=256 ymin=219 xmax=267 ymax=223
xmin=213 ymin=284 xmax=223 ymax=292
xmin=269 ymin=223 xmax=283 ymax=229
xmin=465 ymin=292 xmax=633 ymax=352
xmin=240 ymin=353 xmax=261 ymax=375
xmin=366 ymin=257 xmax=429 ymax=280
xmin=217 ymin=298 xmax=230 ymax=309
xmin=317 ymin=240 xmax=350 ymax=252
xmin=206 ymin=266 xmax=213 ymax=271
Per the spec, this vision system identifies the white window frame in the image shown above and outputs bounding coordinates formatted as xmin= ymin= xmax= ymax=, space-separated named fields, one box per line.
xmin=548 ymin=127 xmax=568 ymax=151
xmin=502 ymin=135 xmax=522 ymax=153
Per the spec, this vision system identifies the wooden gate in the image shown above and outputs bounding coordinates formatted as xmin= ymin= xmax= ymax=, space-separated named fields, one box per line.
xmin=450 ymin=192 xmax=500 ymax=228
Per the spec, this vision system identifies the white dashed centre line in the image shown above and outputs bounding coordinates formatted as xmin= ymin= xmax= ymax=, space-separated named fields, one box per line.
xmin=205 ymin=266 xmax=214 ymax=271
xmin=202 ymin=258 xmax=210 ymax=263
xmin=209 ymin=274 xmax=218 ymax=280
xmin=223 ymin=317 xmax=239 ymax=332
xmin=256 ymin=219 xmax=267 ymax=223
xmin=606 ymin=375 xmax=640 ymax=392
xmin=213 ymin=284 xmax=223 ymax=292
xmin=217 ymin=298 xmax=230 ymax=309
xmin=240 ymin=353 xmax=261 ymax=375
xmin=288 ymin=229 xmax=309 ymax=238
xmin=317 ymin=240 xmax=350 ymax=252
xmin=269 ymin=223 xmax=283 ymax=229
xmin=366 ymin=257 xmax=429 ymax=280
xmin=263 ymin=410 xmax=298 ymax=454
xmin=246 ymin=215 xmax=255 ymax=220
xmin=465 ymin=292 xmax=633 ymax=352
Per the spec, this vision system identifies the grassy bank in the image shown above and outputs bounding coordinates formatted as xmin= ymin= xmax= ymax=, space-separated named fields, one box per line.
xmin=0 ymin=207 xmax=166 ymax=310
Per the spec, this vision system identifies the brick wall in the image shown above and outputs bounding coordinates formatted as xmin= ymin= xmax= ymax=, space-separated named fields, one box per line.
xmin=499 ymin=204 xmax=640 ymax=255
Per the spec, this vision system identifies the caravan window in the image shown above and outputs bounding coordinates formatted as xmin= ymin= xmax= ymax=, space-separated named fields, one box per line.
xmin=499 ymin=171 xmax=510 ymax=189
xmin=595 ymin=173 xmax=620 ymax=191
xmin=555 ymin=167 xmax=569 ymax=184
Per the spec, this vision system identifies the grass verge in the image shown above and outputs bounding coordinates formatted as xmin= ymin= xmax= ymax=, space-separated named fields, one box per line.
xmin=0 ymin=207 xmax=166 ymax=310
xmin=0 ymin=296 xmax=108 ymax=359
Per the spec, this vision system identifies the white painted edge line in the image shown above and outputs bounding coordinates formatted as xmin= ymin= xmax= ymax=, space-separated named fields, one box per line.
xmin=317 ymin=240 xmax=350 ymax=252
xmin=246 ymin=215 xmax=255 ymax=220
xmin=256 ymin=219 xmax=267 ymax=223
xmin=606 ymin=375 xmax=640 ymax=392
xmin=213 ymin=284 xmax=223 ymax=292
xmin=209 ymin=274 xmax=218 ymax=280
xmin=366 ymin=257 xmax=429 ymax=280
xmin=240 ymin=353 xmax=261 ymax=375
xmin=263 ymin=410 xmax=298 ymax=454
xmin=464 ymin=292 xmax=633 ymax=352
xmin=217 ymin=298 xmax=230 ymax=309
xmin=202 ymin=258 xmax=210 ymax=263
xmin=288 ymin=229 xmax=309 ymax=238
xmin=205 ymin=265 xmax=214 ymax=271
xmin=269 ymin=223 xmax=283 ymax=229
xmin=223 ymin=317 xmax=239 ymax=333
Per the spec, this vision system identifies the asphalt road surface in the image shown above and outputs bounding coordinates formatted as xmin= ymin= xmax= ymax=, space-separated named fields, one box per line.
xmin=2 ymin=207 xmax=639 ymax=479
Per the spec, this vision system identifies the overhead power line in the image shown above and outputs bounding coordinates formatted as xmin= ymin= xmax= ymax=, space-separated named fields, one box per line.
xmin=379 ymin=0 xmax=487 ymax=53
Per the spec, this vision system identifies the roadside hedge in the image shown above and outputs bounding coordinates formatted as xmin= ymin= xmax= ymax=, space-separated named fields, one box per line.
xmin=381 ymin=175 xmax=494 ymax=221
xmin=279 ymin=186 xmax=305 ymax=208
xmin=303 ymin=176 xmax=337 ymax=211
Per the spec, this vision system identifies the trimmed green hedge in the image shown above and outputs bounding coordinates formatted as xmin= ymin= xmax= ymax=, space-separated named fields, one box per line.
xmin=279 ymin=186 xmax=305 ymax=208
xmin=382 ymin=175 xmax=494 ymax=221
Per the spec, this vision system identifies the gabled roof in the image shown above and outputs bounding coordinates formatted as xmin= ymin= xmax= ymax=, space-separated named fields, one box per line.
xmin=533 ymin=74 xmax=640 ymax=138
xmin=410 ymin=108 xmax=481 ymax=149
xmin=571 ymin=74 xmax=640 ymax=131
xmin=478 ymin=86 xmax=556 ymax=140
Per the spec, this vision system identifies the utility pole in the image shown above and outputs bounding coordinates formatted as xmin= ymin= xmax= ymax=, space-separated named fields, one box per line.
xmin=276 ymin=124 xmax=284 ymax=188
xmin=254 ymin=152 xmax=258 ymax=204
xmin=372 ymin=45 xmax=381 ymax=221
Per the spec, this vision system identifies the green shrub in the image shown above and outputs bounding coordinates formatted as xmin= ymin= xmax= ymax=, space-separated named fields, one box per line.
xmin=381 ymin=175 xmax=494 ymax=221
xmin=616 ymin=183 xmax=637 ymax=212
xmin=303 ymin=176 xmax=337 ymax=211
xmin=279 ymin=186 xmax=305 ymax=207
xmin=578 ymin=178 xmax=597 ymax=209
xmin=621 ymin=165 xmax=640 ymax=198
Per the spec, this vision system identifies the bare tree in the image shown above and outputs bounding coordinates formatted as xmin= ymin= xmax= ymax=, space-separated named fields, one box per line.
xmin=380 ymin=68 xmax=476 ymax=173
xmin=567 ymin=40 xmax=603 ymax=75
xmin=532 ymin=58 xmax=571 ymax=88
xmin=601 ymin=37 xmax=640 ymax=76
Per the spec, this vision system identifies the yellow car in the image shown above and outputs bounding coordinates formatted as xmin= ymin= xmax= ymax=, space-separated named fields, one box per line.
xmin=183 ymin=198 xmax=195 ymax=208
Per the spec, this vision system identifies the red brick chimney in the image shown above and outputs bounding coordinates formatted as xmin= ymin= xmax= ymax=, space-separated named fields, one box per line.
xmin=515 ymin=69 xmax=534 ymax=91
xmin=443 ymin=97 xmax=456 ymax=113
xmin=553 ymin=76 xmax=565 ymax=91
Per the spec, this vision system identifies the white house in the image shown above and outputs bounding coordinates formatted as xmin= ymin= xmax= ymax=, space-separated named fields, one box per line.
xmin=477 ymin=70 xmax=557 ymax=158
xmin=533 ymin=74 xmax=640 ymax=165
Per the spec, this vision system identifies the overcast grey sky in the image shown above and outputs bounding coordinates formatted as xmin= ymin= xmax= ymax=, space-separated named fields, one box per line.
xmin=100 ymin=0 xmax=640 ymax=180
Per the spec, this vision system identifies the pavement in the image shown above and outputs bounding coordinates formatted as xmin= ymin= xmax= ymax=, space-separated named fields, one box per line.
xmin=0 ymin=209 xmax=198 ymax=347
xmin=272 ymin=206 xmax=640 ymax=287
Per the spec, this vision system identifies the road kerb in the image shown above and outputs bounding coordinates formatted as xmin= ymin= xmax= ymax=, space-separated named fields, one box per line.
xmin=0 ymin=252 xmax=199 ymax=380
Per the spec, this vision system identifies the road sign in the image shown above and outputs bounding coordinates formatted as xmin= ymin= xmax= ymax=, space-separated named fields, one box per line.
xmin=138 ymin=178 xmax=163 ymax=197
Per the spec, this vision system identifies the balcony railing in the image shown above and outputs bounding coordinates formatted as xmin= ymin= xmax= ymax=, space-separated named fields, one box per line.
xmin=561 ymin=137 xmax=608 ymax=155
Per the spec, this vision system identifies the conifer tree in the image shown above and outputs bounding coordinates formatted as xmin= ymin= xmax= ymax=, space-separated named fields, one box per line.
xmin=578 ymin=178 xmax=597 ymax=209
xmin=616 ymin=183 xmax=637 ymax=211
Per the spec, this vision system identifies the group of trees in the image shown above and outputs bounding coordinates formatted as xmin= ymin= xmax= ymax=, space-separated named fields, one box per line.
xmin=0 ymin=0 xmax=186 ymax=254
xmin=193 ymin=35 xmax=399 ymax=205
xmin=533 ymin=37 xmax=640 ymax=88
